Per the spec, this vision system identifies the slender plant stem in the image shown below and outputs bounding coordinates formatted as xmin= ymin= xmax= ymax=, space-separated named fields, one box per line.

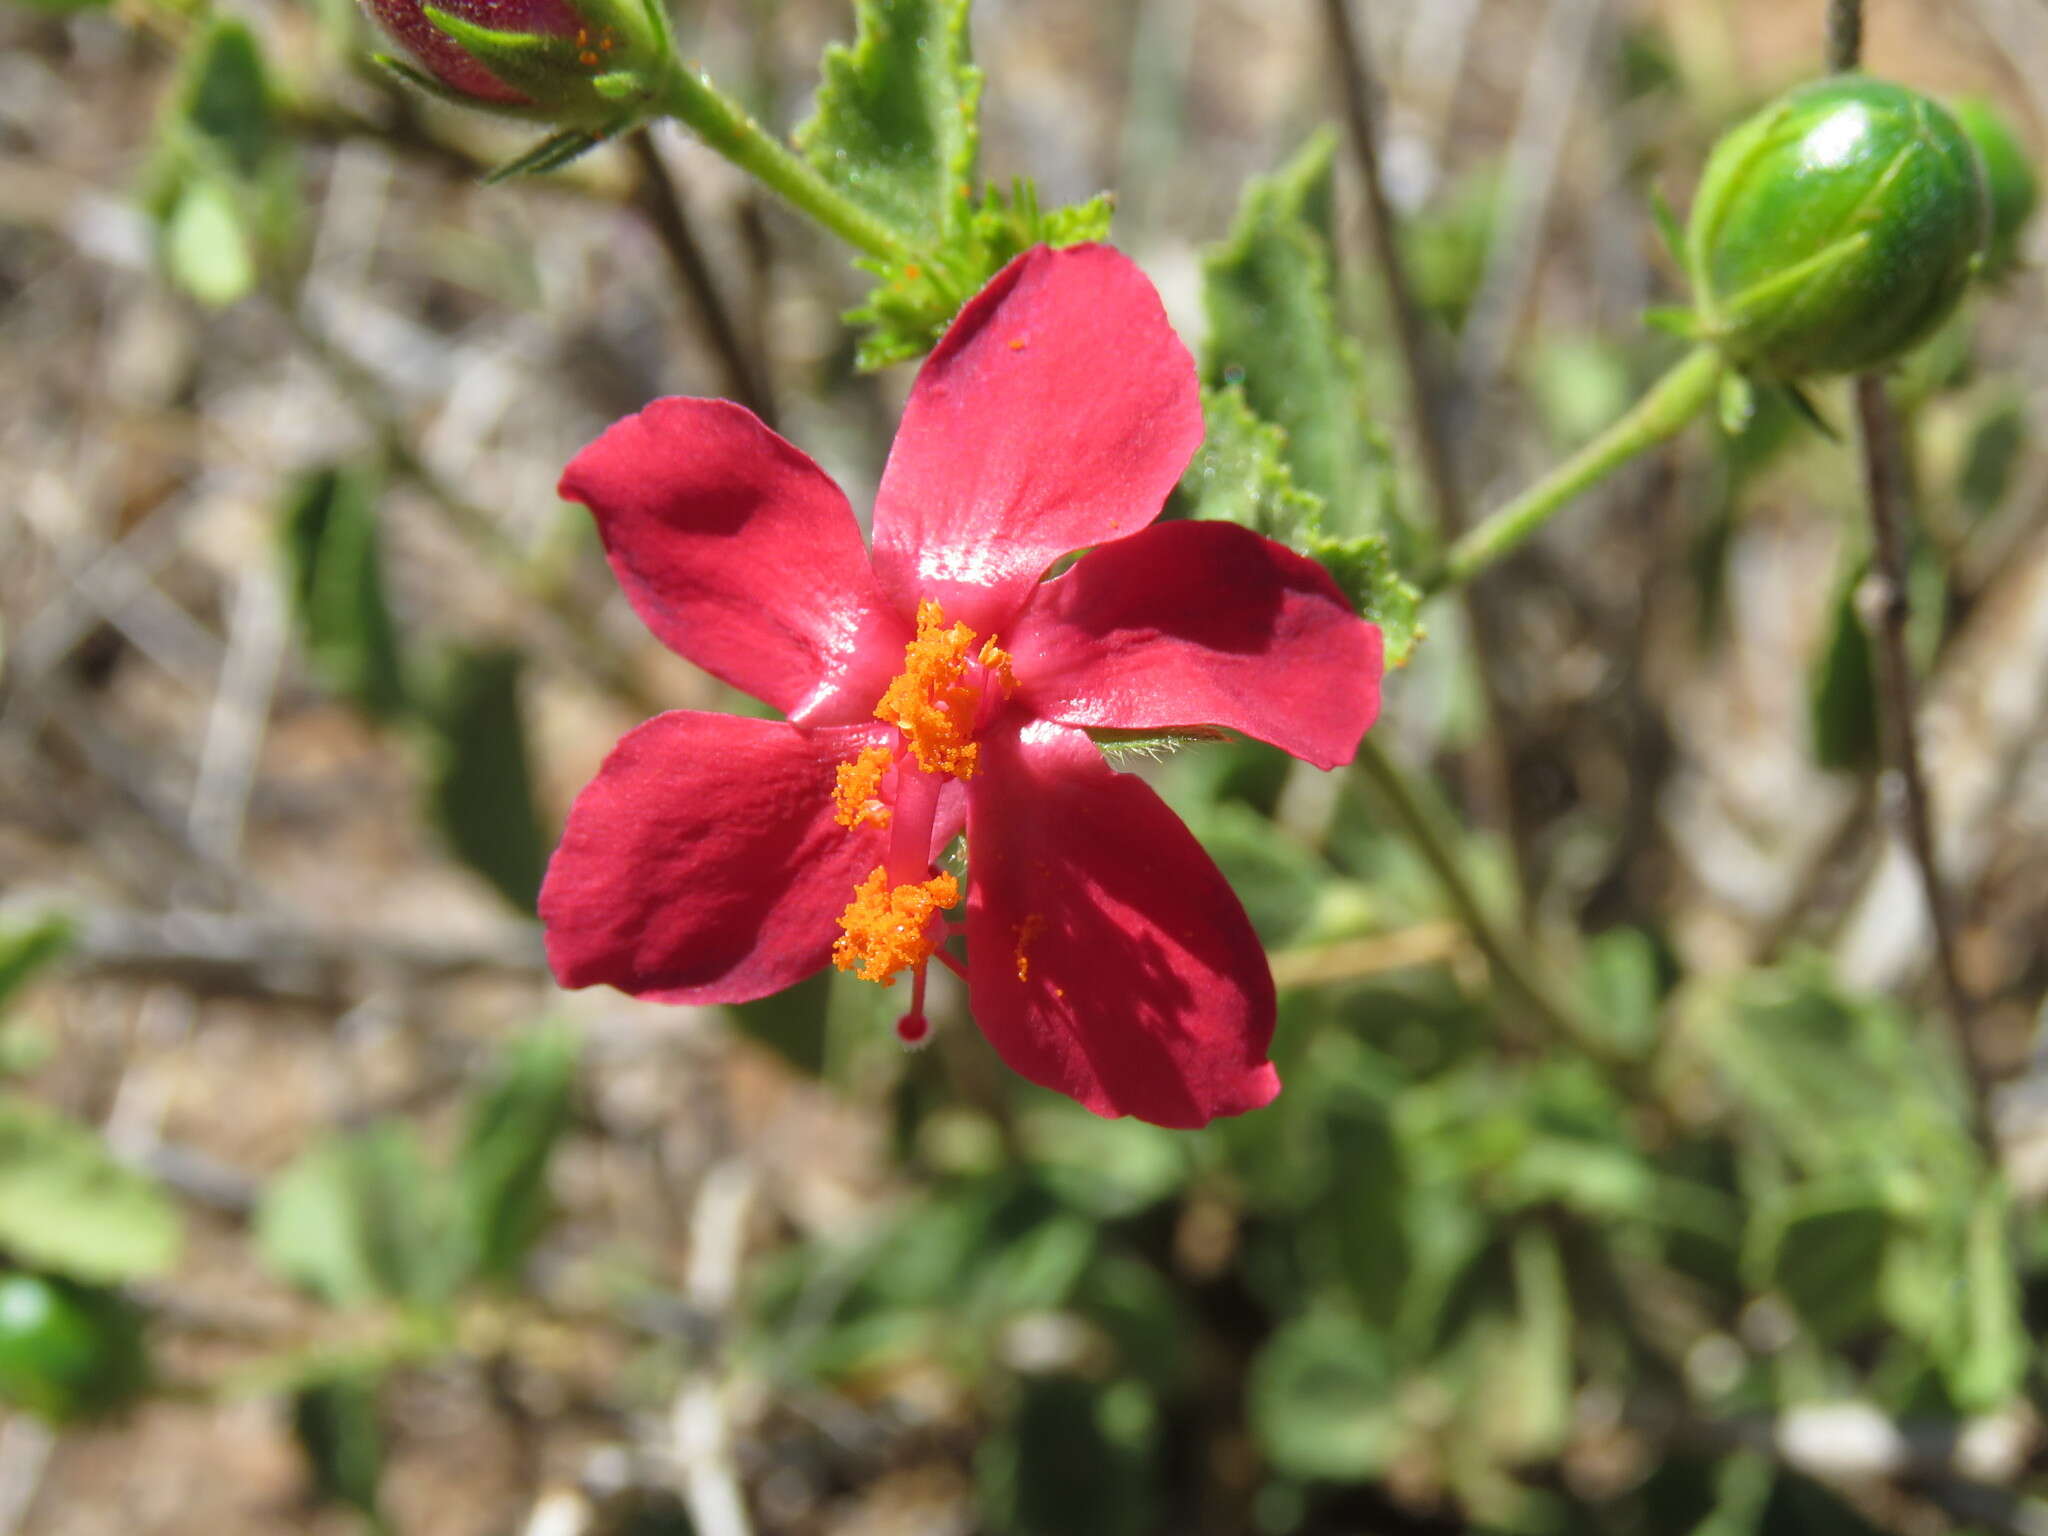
xmin=1850 ymin=376 xmax=1992 ymax=1147
xmin=1320 ymin=0 xmax=1538 ymax=925
xmin=655 ymin=69 xmax=907 ymax=263
xmin=1354 ymin=738 xmax=1630 ymax=1075
xmin=1824 ymin=0 xmax=1991 ymax=1150
xmin=627 ymin=128 xmax=778 ymax=424
xmin=1826 ymin=0 xmax=1863 ymax=72
xmin=1430 ymin=344 xmax=1721 ymax=592
xmin=1320 ymin=0 xmax=1461 ymax=536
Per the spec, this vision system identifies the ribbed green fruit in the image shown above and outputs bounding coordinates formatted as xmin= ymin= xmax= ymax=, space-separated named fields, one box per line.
xmin=1688 ymin=77 xmax=1989 ymax=379
xmin=0 ymin=1272 xmax=148 ymax=1424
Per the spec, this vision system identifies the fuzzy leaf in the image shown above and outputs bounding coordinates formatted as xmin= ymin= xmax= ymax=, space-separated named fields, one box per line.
xmin=181 ymin=18 xmax=271 ymax=178
xmin=257 ymin=1126 xmax=451 ymax=1308
xmin=450 ymin=1026 xmax=578 ymax=1286
xmin=1202 ymin=129 xmax=1367 ymax=513
xmin=1809 ymin=555 xmax=1879 ymax=772
xmin=163 ymin=177 xmax=256 ymax=308
xmin=292 ymin=1375 xmax=385 ymax=1521
xmin=279 ymin=465 xmax=409 ymax=720
xmin=976 ymin=1374 xmax=1159 ymax=1536
xmin=0 ymin=914 xmax=73 ymax=1015
xmin=0 ymin=1097 xmax=182 ymax=1283
xmin=1250 ymin=1309 xmax=1400 ymax=1479
xmin=422 ymin=646 xmax=550 ymax=912
xmin=795 ymin=0 xmax=980 ymax=246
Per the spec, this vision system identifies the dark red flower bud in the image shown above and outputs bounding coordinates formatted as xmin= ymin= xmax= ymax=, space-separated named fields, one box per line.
xmin=365 ymin=0 xmax=583 ymax=105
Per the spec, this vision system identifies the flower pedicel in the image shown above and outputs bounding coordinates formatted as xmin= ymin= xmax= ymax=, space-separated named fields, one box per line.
xmin=541 ymin=244 xmax=1383 ymax=1129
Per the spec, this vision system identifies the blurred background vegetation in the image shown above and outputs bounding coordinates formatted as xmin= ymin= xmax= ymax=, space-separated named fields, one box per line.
xmin=4 ymin=0 xmax=2048 ymax=1531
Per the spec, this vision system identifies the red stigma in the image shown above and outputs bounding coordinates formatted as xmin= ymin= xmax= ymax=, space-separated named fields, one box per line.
xmin=895 ymin=1011 xmax=932 ymax=1048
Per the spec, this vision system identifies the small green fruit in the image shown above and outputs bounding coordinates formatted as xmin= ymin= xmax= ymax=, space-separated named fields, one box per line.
xmin=1688 ymin=77 xmax=1989 ymax=379
xmin=0 ymin=1273 xmax=148 ymax=1424
xmin=1950 ymin=95 xmax=2038 ymax=278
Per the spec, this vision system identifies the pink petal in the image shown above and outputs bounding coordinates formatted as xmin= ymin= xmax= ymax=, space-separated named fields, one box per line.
xmin=869 ymin=245 xmax=1204 ymax=637
xmin=1008 ymin=520 xmax=1383 ymax=771
xmin=963 ymin=721 xmax=1280 ymax=1128
xmin=541 ymin=712 xmax=892 ymax=1004
xmin=560 ymin=398 xmax=906 ymax=726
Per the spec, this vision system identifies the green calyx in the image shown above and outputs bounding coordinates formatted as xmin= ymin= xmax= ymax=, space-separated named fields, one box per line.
xmin=1950 ymin=95 xmax=2038 ymax=280
xmin=1685 ymin=76 xmax=1989 ymax=380
xmin=421 ymin=0 xmax=672 ymax=134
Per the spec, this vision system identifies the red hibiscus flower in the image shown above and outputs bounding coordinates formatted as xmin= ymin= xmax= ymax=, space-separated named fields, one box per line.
xmin=541 ymin=244 xmax=1383 ymax=1128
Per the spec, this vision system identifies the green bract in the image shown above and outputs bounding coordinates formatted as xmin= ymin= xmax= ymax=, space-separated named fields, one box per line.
xmin=1950 ymin=95 xmax=2038 ymax=279
xmin=0 ymin=1273 xmax=147 ymax=1424
xmin=1687 ymin=77 xmax=1988 ymax=380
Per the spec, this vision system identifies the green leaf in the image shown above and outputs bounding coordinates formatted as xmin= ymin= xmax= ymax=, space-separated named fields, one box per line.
xmin=0 ymin=1098 xmax=181 ymax=1283
xmin=795 ymin=0 xmax=979 ymax=246
xmin=1020 ymin=1101 xmax=1187 ymax=1220
xmin=256 ymin=1126 xmax=451 ymax=1308
xmin=1323 ymin=1090 xmax=1410 ymax=1331
xmin=1937 ymin=1176 xmax=2026 ymax=1411
xmin=1580 ymin=925 xmax=1664 ymax=1058
xmin=450 ymin=1026 xmax=578 ymax=1287
xmin=0 ymin=913 xmax=74 ymax=1015
xmin=1308 ymin=531 xmax=1424 ymax=667
xmin=1746 ymin=1181 xmax=1890 ymax=1342
xmin=1177 ymin=382 xmax=1323 ymax=545
xmin=1497 ymin=1224 xmax=1574 ymax=1462
xmin=181 ymin=18 xmax=272 ymax=179
xmin=1073 ymin=1254 xmax=1195 ymax=1393
xmin=1956 ymin=395 xmax=2025 ymax=519
xmin=976 ymin=1375 xmax=1159 ymax=1536
xmin=1684 ymin=954 xmax=1973 ymax=1179
xmin=163 ymin=177 xmax=256 ymax=308
xmin=1250 ymin=1309 xmax=1400 ymax=1480
xmin=1809 ymin=554 xmax=1879 ymax=772
xmin=279 ymin=466 xmax=409 ymax=721
xmin=1202 ymin=129 xmax=1368 ymax=515
xmin=292 ymin=1374 xmax=384 ymax=1520
xmin=421 ymin=646 xmax=550 ymax=912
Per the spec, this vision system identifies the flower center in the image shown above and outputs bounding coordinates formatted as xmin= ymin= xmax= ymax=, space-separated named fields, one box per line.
xmin=873 ymin=601 xmax=1016 ymax=779
xmin=829 ymin=602 xmax=1014 ymax=995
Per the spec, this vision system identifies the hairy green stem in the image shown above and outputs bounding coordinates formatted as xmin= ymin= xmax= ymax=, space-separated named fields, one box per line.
xmin=655 ymin=70 xmax=908 ymax=263
xmin=1429 ymin=343 xmax=1722 ymax=592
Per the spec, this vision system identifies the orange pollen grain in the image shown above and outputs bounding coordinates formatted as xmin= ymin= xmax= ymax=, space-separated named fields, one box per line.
xmin=579 ymin=49 xmax=600 ymax=64
xmin=979 ymin=636 xmax=1017 ymax=695
xmin=1013 ymin=914 xmax=1045 ymax=982
xmin=875 ymin=601 xmax=1004 ymax=779
xmin=832 ymin=746 xmax=894 ymax=830
xmin=833 ymin=866 xmax=960 ymax=985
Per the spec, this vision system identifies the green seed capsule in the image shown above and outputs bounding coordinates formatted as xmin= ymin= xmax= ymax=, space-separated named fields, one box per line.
xmin=0 ymin=1273 xmax=148 ymax=1424
xmin=1687 ymin=77 xmax=1989 ymax=379
xmin=1950 ymin=95 xmax=2037 ymax=279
